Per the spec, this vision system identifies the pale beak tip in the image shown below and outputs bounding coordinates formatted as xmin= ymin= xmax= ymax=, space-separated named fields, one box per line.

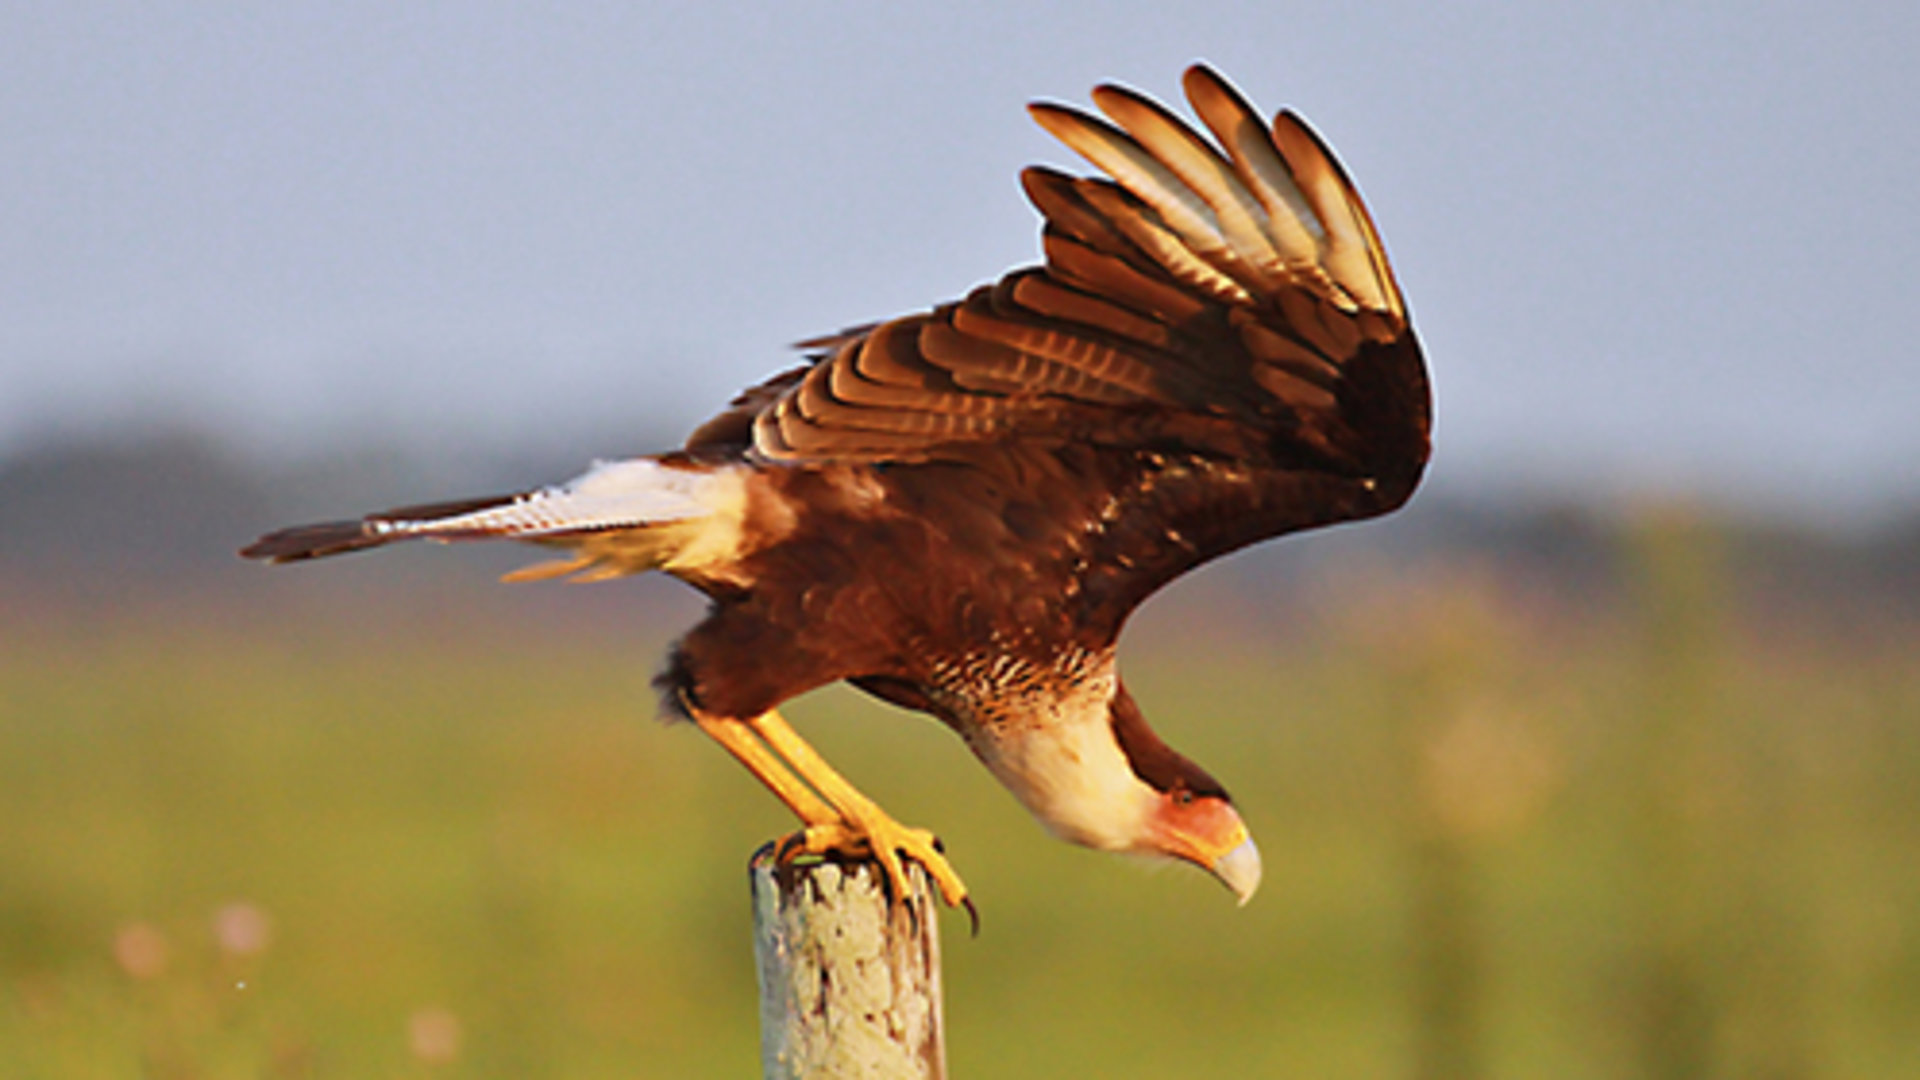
xmin=1213 ymin=835 xmax=1263 ymax=906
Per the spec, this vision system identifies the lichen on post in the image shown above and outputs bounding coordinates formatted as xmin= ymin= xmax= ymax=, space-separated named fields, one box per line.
xmin=750 ymin=845 xmax=946 ymax=1079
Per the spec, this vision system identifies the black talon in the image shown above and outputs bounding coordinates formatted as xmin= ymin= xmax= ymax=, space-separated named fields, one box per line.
xmin=962 ymin=896 xmax=981 ymax=938
xmin=773 ymin=831 xmax=807 ymax=864
xmin=748 ymin=840 xmax=779 ymax=885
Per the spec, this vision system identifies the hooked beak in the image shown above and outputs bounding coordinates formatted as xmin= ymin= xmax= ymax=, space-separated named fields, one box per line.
xmin=1211 ymin=834 xmax=1263 ymax=905
xmin=1152 ymin=797 xmax=1264 ymax=905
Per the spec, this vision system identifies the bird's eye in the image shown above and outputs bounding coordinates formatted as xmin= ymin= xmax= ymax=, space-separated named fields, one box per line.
xmin=1174 ymin=789 xmax=1195 ymax=806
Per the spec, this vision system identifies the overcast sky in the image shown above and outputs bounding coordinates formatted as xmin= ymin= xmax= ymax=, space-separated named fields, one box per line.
xmin=3 ymin=2 xmax=1916 ymax=518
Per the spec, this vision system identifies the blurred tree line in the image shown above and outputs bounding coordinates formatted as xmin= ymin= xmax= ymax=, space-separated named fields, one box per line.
xmin=2 ymin=430 xmax=1917 ymax=621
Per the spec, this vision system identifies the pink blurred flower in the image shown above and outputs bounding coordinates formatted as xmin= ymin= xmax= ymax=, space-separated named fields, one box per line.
xmin=212 ymin=901 xmax=273 ymax=957
xmin=113 ymin=923 xmax=170 ymax=980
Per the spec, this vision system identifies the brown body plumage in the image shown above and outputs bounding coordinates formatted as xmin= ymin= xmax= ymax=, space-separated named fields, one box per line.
xmin=244 ymin=66 xmax=1430 ymax=909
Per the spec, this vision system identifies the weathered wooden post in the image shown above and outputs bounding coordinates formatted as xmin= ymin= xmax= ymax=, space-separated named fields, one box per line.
xmin=750 ymin=845 xmax=946 ymax=1079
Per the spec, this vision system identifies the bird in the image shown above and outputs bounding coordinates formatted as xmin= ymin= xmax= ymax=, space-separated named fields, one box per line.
xmin=242 ymin=64 xmax=1430 ymax=914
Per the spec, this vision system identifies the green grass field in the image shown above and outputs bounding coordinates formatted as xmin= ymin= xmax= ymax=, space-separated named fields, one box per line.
xmin=3 ymin=519 xmax=1917 ymax=1077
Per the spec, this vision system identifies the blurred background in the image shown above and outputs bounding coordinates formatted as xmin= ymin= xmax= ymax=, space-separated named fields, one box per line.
xmin=2 ymin=2 xmax=1916 ymax=1076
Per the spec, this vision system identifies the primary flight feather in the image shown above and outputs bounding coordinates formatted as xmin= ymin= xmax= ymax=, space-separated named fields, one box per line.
xmin=244 ymin=64 xmax=1431 ymax=910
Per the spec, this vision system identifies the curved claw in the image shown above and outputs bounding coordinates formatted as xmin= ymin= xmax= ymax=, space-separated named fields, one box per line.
xmin=772 ymin=829 xmax=812 ymax=865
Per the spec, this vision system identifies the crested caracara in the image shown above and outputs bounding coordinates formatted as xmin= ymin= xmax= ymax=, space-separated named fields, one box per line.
xmin=244 ymin=65 xmax=1431 ymax=912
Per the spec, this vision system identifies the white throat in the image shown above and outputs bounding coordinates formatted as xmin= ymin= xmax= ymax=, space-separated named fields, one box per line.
xmin=960 ymin=671 xmax=1158 ymax=853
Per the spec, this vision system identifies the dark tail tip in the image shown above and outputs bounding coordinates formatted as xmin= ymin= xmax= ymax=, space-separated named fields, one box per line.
xmin=239 ymin=521 xmax=385 ymax=563
xmin=241 ymin=492 xmax=519 ymax=563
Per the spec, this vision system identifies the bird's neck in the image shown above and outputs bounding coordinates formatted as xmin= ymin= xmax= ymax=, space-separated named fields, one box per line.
xmin=958 ymin=660 xmax=1158 ymax=853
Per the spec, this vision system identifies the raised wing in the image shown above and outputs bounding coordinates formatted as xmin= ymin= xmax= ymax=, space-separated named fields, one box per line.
xmin=716 ymin=65 xmax=1431 ymax=633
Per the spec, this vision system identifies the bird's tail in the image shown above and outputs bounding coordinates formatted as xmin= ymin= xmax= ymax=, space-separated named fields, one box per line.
xmin=240 ymin=456 xmax=744 ymax=584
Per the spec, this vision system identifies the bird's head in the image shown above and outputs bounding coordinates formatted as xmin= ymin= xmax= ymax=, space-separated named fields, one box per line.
xmin=1136 ymin=777 xmax=1262 ymax=905
xmin=1108 ymin=682 xmax=1263 ymax=904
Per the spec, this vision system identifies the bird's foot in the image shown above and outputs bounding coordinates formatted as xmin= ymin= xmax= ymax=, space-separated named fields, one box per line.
xmin=777 ymin=813 xmax=970 ymax=913
xmin=709 ymin=706 xmax=977 ymax=930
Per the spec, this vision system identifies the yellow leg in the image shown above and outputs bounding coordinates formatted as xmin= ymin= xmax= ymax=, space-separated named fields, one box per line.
xmin=689 ymin=705 xmax=969 ymax=911
xmin=691 ymin=712 xmax=837 ymax=826
xmin=746 ymin=710 xmax=970 ymax=910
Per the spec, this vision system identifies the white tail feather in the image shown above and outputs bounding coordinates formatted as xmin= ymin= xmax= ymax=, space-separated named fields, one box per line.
xmin=377 ymin=458 xmax=718 ymax=540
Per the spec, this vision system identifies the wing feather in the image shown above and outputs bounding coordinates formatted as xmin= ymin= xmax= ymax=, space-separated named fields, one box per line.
xmin=1007 ymin=271 xmax=1171 ymax=350
xmin=850 ymin=316 xmax=994 ymax=408
xmin=1269 ymin=111 xmax=1396 ymax=316
xmin=799 ymin=357 xmax=1003 ymax=439
xmin=1181 ymin=67 xmax=1330 ymax=270
xmin=1028 ymin=103 xmax=1249 ymax=288
xmin=1091 ymin=82 xmax=1289 ymax=290
xmin=1037 ymin=225 xmax=1212 ymax=326
xmin=951 ymin=286 xmax=1173 ymax=403
xmin=1069 ymin=178 xmax=1256 ymax=306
